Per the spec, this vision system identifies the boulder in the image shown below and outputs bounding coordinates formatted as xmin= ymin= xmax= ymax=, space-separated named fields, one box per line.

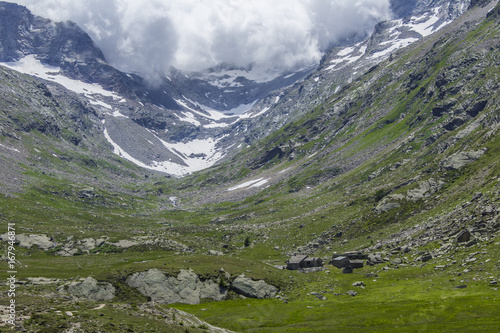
xmin=367 ymin=253 xmax=384 ymax=265
xmin=375 ymin=194 xmax=405 ymax=213
xmin=441 ymin=149 xmax=486 ymax=170
xmin=455 ymin=230 xmax=471 ymax=243
xmin=231 ymin=274 xmax=278 ymax=299
xmin=63 ymin=277 xmax=115 ymax=301
xmin=406 ymin=178 xmax=445 ymax=201
xmin=4 ymin=234 xmax=54 ymax=250
xmin=110 ymin=239 xmax=138 ymax=248
xmin=127 ymin=269 xmax=226 ymax=305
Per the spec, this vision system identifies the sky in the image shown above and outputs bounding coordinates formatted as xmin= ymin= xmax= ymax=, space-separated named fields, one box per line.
xmin=13 ymin=0 xmax=392 ymax=78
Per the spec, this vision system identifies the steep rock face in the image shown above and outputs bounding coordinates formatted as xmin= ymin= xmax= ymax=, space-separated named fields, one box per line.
xmin=390 ymin=0 xmax=471 ymax=19
xmin=0 ymin=1 xmax=179 ymax=108
xmin=0 ymin=2 xmax=104 ymax=63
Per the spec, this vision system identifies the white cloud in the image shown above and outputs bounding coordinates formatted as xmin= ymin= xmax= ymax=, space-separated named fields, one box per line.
xmin=13 ymin=0 xmax=391 ymax=77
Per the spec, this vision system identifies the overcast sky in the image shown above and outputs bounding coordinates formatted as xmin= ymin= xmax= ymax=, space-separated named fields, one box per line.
xmin=13 ymin=0 xmax=392 ymax=77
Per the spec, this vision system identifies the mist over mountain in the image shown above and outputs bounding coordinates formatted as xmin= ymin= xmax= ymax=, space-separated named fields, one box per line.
xmin=12 ymin=0 xmax=392 ymax=78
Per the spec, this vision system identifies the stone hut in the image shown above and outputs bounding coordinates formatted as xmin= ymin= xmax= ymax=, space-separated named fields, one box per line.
xmin=349 ymin=260 xmax=364 ymax=269
xmin=286 ymin=255 xmax=308 ymax=270
xmin=303 ymin=257 xmax=323 ymax=268
xmin=331 ymin=256 xmax=350 ymax=269
xmin=286 ymin=255 xmax=323 ymax=270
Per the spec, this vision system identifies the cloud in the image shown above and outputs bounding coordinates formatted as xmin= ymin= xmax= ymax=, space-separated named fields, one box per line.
xmin=13 ymin=0 xmax=391 ymax=77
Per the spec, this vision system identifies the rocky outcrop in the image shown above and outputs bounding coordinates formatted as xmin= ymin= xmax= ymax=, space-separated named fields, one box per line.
xmin=127 ymin=269 xmax=227 ymax=305
xmin=60 ymin=277 xmax=115 ymax=301
xmin=441 ymin=149 xmax=487 ymax=170
xmin=231 ymin=274 xmax=278 ymax=299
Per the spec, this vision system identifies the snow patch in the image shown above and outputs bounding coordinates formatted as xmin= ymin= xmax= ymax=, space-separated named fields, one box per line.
xmin=1 ymin=55 xmax=121 ymax=100
xmin=227 ymin=178 xmax=268 ymax=191
xmin=0 ymin=144 xmax=20 ymax=153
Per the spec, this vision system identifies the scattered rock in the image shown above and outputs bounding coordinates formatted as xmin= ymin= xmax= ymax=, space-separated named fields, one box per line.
xmin=347 ymin=290 xmax=358 ymax=297
xmin=353 ymin=281 xmax=365 ymax=288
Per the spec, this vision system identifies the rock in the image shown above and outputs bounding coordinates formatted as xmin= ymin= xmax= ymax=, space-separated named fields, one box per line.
xmin=422 ymin=254 xmax=433 ymax=262
xmin=110 ymin=240 xmax=138 ymax=248
xmin=208 ymin=250 xmax=224 ymax=256
xmin=63 ymin=277 xmax=115 ymax=301
xmin=310 ymin=292 xmax=326 ymax=300
xmin=455 ymin=285 xmax=467 ymax=289
xmin=232 ymin=274 xmax=278 ymax=299
xmin=465 ymin=238 xmax=478 ymax=247
xmin=127 ymin=269 xmax=226 ymax=305
xmin=455 ymin=230 xmax=471 ymax=243
xmin=77 ymin=187 xmax=99 ymax=198
xmin=367 ymin=253 xmax=384 ymax=265
xmin=375 ymin=194 xmax=404 ymax=213
xmin=441 ymin=149 xmax=486 ymax=170
xmin=347 ymin=290 xmax=358 ymax=297
xmin=0 ymin=233 xmax=54 ymax=250
xmin=342 ymin=267 xmax=353 ymax=274
xmin=392 ymin=258 xmax=403 ymax=265
xmin=353 ymin=281 xmax=365 ymax=288
xmin=482 ymin=205 xmax=495 ymax=216
xmin=79 ymin=238 xmax=105 ymax=251
xmin=406 ymin=178 xmax=445 ymax=201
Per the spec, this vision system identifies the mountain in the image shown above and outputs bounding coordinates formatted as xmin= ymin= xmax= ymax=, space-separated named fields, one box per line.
xmin=1 ymin=0 xmax=500 ymax=331
xmin=232 ymin=0 xmax=472 ymax=147
xmin=0 ymin=0 xmax=473 ymax=178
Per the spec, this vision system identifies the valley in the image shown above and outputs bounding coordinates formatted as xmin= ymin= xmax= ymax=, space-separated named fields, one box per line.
xmin=1 ymin=0 xmax=500 ymax=332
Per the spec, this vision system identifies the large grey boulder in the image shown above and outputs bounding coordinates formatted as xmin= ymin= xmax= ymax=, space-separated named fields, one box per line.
xmin=441 ymin=149 xmax=486 ymax=170
xmin=127 ymin=269 xmax=226 ymax=304
xmin=375 ymin=194 xmax=405 ymax=213
xmin=64 ymin=277 xmax=115 ymax=301
xmin=0 ymin=234 xmax=54 ymax=250
xmin=231 ymin=274 xmax=278 ymax=299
